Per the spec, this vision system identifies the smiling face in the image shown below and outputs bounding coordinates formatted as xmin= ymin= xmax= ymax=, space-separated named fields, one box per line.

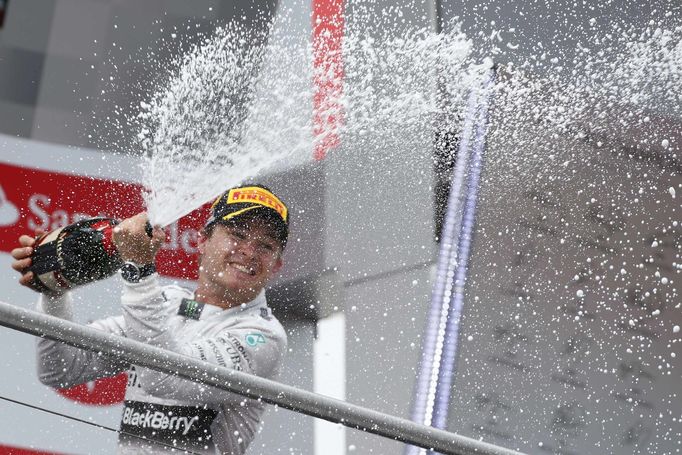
xmin=196 ymin=218 xmax=283 ymax=307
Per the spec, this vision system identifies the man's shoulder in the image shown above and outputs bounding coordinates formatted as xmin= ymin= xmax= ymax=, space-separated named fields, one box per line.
xmin=245 ymin=303 xmax=287 ymax=343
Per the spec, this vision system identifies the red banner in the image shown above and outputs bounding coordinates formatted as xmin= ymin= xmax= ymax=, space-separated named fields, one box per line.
xmin=312 ymin=0 xmax=345 ymax=160
xmin=0 ymin=444 xmax=65 ymax=455
xmin=0 ymin=162 xmax=209 ymax=281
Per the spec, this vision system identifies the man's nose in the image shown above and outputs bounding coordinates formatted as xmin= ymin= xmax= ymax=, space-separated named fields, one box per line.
xmin=235 ymin=238 xmax=258 ymax=257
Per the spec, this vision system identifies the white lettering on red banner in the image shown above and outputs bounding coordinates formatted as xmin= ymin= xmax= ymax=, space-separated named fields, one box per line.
xmin=0 ymin=162 xmax=208 ymax=280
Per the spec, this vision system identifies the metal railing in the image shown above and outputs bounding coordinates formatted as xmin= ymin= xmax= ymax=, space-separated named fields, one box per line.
xmin=0 ymin=300 xmax=524 ymax=455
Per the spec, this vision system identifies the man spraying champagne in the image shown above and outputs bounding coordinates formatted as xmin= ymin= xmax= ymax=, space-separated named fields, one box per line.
xmin=10 ymin=184 xmax=290 ymax=455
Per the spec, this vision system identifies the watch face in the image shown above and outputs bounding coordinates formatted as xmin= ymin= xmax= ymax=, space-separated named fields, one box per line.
xmin=121 ymin=263 xmax=141 ymax=283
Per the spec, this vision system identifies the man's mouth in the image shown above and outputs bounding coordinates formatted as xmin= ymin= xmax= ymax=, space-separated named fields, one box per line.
xmin=229 ymin=262 xmax=256 ymax=276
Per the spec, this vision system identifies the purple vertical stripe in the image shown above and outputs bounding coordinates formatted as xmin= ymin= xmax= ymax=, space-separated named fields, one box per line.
xmin=406 ymin=67 xmax=495 ymax=455
xmin=432 ymin=68 xmax=495 ymax=430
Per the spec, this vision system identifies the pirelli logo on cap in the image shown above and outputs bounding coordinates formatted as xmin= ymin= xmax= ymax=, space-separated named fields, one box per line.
xmin=226 ymin=186 xmax=288 ymax=221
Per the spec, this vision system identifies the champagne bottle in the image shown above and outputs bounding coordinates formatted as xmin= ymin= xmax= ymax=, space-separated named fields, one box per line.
xmin=28 ymin=217 xmax=152 ymax=294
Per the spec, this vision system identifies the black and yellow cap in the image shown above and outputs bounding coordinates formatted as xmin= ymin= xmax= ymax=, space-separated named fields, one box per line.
xmin=204 ymin=184 xmax=289 ymax=248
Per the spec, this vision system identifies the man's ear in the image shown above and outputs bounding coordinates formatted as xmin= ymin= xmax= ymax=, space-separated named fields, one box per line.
xmin=272 ymin=256 xmax=283 ymax=274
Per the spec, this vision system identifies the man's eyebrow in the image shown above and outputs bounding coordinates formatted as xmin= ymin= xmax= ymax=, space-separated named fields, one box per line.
xmin=262 ymin=236 xmax=280 ymax=245
xmin=240 ymin=229 xmax=278 ymax=244
xmin=263 ymin=235 xmax=283 ymax=248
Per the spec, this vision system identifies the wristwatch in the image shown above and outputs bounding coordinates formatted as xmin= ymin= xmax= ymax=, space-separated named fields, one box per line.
xmin=120 ymin=261 xmax=156 ymax=283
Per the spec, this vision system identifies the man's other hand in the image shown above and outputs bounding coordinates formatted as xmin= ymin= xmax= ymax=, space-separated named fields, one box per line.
xmin=11 ymin=230 xmax=46 ymax=292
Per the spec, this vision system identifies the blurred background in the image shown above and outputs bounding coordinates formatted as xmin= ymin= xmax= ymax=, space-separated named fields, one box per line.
xmin=0 ymin=1 xmax=680 ymax=454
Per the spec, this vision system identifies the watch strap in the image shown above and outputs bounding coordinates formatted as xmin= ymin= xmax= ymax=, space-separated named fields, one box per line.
xmin=121 ymin=262 xmax=156 ymax=283
xmin=137 ymin=263 xmax=157 ymax=279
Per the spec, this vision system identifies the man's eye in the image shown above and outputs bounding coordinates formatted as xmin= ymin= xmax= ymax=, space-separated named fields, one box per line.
xmin=259 ymin=242 xmax=275 ymax=252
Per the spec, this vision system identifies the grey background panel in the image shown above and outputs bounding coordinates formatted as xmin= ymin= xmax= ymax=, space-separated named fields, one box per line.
xmin=34 ymin=54 xmax=97 ymax=112
xmin=323 ymin=139 xmax=437 ymax=283
xmin=32 ymin=106 xmax=85 ymax=145
xmin=344 ymin=266 xmax=432 ymax=455
xmin=46 ymin=0 xmax=112 ymax=59
xmin=0 ymin=0 xmax=56 ymax=52
xmin=251 ymin=317 xmax=315 ymax=455
xmin=0 ymin=47 xmax=43 ymax=105
xmin=446 ymin=104 xmax=682 ymax=454
xmin=440 ymin=0 xmax=678 ymax=67
xmin=0 ymin=100 xmax=33 ymax=138
xmin=324 ymin=0 xmax=439 ymax=284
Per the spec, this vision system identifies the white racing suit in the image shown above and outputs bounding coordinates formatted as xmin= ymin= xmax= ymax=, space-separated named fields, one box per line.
xmin=36 ymin=275 xmax=287 ymax=454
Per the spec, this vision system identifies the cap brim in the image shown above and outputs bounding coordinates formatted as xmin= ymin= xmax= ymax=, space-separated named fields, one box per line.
xmin=214 ymin=206 xmax=288 ymax=247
